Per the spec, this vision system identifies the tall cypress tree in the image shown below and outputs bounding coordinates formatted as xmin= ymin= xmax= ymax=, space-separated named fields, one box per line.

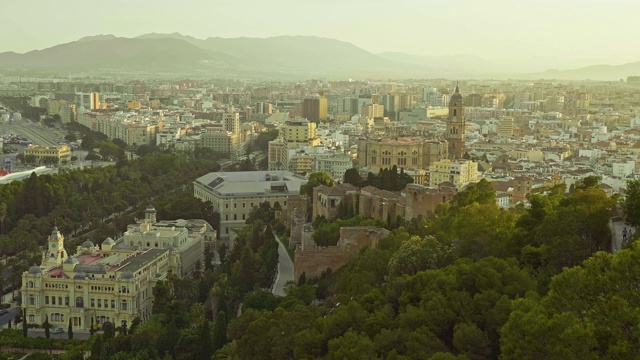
xmin=44 ymin=315 xmax=50 ymax=339
xmin=68 ymin=318 xmax=73 ymax=339
xmin=22 ymin=308 xmax=27 ymax=337
xmin=212 ymin=311 xmax=227 ymax=353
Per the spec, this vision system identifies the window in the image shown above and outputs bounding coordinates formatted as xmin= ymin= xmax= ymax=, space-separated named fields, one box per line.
xmin=111 ymin=300 xmax=115 ymax=309
xmin=121 ymin=300 xmax=128 ymax=311
xmin=75 ymin=297 xmax=84 ymax=308
xmin=29 ymin=315 xmax=35 ymax=323
xmin=65 ymin=297 xmax=69 ymax=306
xmin=52 ymin=297 xmax=56 ymax=305
xmin=225 ymin=203 xmax=229 ymax=209
xmin=98 ymin=299 xmax=102 ymax=308
xmin=58 ymin=297 xmax=62 ymax=305
xmin=91 ymin=298 xmax=95 ymax=308
xmin=234 ymin=214 xmax=237 ymax=220
xmin=45 ymin=296 xmax=49 ymax=305
xmin=242 ymin=214 xmax=245 ymax=220
xmin=242 ymin=203 xmax=246 ymax=208
xmin=225 ymin=215 xmax=229 ymax=221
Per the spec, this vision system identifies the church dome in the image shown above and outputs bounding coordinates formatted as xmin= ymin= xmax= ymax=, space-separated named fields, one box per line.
xmin=28 ymin=264 xmax=41 ymax=275
xmin=81 ymin=240 xmax=94 ymax=249
xmin=50 ymin=226 xmax=62 ymax=240
xmin=64 ymin=257 xmax=79 ymax=265
xmin=144 ymin=205 xmax=157 ymax=214
xmin=103 ymin=238 xmax=115 ymax=245
xmin=74 ymin=272 xmax=88 ymax=280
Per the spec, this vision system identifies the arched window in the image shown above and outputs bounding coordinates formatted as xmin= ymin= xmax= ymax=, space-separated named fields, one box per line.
xmin=75 ymin=297 xmax=84 ymax=308
xmin=28 ymin=281 xmax=34 ymax=288
xmin=453 ymin=109 xmax=457 ymax=116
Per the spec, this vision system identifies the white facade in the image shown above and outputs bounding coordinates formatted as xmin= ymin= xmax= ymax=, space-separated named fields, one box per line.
xmin=613 ymin=161 xmax=635 ymax=178
xmin=194 ymin=171 xmax=308 ymax=244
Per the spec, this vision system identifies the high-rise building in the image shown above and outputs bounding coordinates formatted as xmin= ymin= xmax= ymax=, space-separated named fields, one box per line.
xmin=361 ymin=103 xmax=384 ymax=119
xmin=223 ymin=113 xmax=240 ymax=134
xmin=446 ymin=85 xmax=465 ymax=159
xmin=282 ymin=119 xmax=319 ymax=148
xmin=302 ymin=96 xmax=328 ymax=121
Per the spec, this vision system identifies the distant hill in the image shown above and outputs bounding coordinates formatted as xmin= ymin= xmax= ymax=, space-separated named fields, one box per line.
xmin=0 ymin=36 xmax=235 ymax=72
xmin=136 ymin=33 xmax=428 ymax=77
xmin=527 ymin=61 xmax=640 ymax=81
xmin=0 ymin=33 xmax=637 ymax=80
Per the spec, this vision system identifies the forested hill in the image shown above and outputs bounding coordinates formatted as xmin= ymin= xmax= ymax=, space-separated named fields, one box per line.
xmin=218 ymin=177 xmax=638 ymax=359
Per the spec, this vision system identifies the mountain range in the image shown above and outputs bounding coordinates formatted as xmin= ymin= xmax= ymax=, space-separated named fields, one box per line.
xmin=0 ymin=33 xmax=638 ymax=80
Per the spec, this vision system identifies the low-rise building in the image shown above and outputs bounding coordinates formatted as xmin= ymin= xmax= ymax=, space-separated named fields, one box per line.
xmin=23 ymin=145 xmax=71 ymax=164
xmin=194 ymin=171 xmax=308 ymax=244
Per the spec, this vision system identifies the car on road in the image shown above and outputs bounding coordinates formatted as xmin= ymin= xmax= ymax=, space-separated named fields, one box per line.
xmin=0 ymin=309 xmax=9 ymax=316
xmin=52 ymin=327 xmax=64 ymax=334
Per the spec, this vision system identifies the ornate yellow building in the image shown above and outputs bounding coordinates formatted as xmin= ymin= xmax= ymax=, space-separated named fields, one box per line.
xmin=21 ymin=207 xmax=213 ymax=331
xmin=23 ymin=145 xmax=71 ymax=165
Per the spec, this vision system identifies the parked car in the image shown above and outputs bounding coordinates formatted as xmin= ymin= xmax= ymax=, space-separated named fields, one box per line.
xmin=52 ymin=327 xmax=64 ymax=334
xmin=0 ymin=309 xmax=9 ymax=316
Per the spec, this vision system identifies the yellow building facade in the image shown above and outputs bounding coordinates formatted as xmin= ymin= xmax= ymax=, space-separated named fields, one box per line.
xmin=21 ymin=208 xmax=212 ymax=331
xmin=428 ymin=159 xmax=479 ymax=189
xmin=24 ymin=145 xmax=71 ymax=164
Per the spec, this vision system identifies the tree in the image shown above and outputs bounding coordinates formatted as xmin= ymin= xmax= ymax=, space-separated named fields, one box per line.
xmin=199 ymin=319 xmax=213 ymax=360
xmin=68 ymin=318 xmax=73 ymax=339
xmin=624 ymin=179 xmax=640 ymax=227
xmin=300 ymin=172 xmax=334 ymax=196
xmin=343 ymin=168 xmax=363 ymax=187
xmin=0 ymin=202 xmax=6 ymax=235
xmin=22 ymin=308 xmax=27 ymax=337
xmin=103 ymin=321 xmax=116 ymax=339
xmin=44 ymin=314 xmax=50 ymax=339
xmin=212 ymin=311 xmax=228 ymax=353
xmin=388 ymin=235 xmax=455 ymax=276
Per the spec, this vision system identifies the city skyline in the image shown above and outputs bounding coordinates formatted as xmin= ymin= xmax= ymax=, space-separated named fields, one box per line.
xmin=3 ymin=0 xmax=640 ymax=65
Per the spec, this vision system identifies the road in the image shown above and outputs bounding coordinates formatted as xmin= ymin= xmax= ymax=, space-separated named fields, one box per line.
xmin=0 ymin=307 xmax=19 ymax=329
xmin=610 ymin=218 xmax=635 ymax=254
xmin=271 ymin=233 xmax=294 ymax=296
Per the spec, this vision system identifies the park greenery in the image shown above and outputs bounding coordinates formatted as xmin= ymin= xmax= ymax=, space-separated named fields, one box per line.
xmin=344 ymin=165 xmax=414 ymax=192
xmin=0 ymin=142 xmax=221 ymax=295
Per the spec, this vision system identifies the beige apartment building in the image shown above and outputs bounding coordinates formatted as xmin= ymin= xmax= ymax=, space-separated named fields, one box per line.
xmin=200 ymin=131 xmax=244 ymax=157
xmin=282 ymin=119 xmax=319 ymax=148
xmin=428 ymin=159 xmax=479 ymax=189
xmin=24 ymin=145 xmax=71 ymax=164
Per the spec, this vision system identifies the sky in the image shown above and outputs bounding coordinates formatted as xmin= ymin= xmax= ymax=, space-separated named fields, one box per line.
xmin=3 ymin=0 xmax=640 ymax=63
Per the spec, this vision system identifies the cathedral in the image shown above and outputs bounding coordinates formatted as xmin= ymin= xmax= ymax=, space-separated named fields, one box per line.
xmin=446 ymin=84 xmax=465 ymax=159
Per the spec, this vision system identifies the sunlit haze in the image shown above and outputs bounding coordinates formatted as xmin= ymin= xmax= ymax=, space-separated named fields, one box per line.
xmin=3 ymin=0 xmax=640 ymax=64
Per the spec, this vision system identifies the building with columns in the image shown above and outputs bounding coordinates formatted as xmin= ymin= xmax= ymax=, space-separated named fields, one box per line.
xmin=21 ymin=208 xmax=213 ymax=331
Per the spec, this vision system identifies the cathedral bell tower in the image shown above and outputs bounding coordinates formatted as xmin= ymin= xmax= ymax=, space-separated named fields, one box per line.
xmin=446 ymin=84 xmax=465 ymax=159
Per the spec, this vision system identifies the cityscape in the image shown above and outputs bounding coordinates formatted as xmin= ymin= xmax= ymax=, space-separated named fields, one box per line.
xmin=1 ymin=1 xmax=640 ymax=359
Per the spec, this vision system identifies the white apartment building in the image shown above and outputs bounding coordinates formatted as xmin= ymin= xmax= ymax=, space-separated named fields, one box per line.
xmin=613 ymin=161 xmax=636 ymax=178
xmin=313 ymin=153 xmax=353 ymax=181
xmin=193 ymin=171 xmax=308 ymax=244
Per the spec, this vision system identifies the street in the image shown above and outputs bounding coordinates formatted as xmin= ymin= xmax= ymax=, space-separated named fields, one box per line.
xmin=272 ymin=233 xmax=294 ymax=296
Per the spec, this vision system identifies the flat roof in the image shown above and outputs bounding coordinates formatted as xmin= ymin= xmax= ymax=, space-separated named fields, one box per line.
xmin=116 ymin=248 xmax=169 ymax=273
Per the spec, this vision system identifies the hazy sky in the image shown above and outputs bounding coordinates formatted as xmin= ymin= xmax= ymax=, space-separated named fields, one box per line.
xmin=3 ymin=0 xmax=640 ymax=62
